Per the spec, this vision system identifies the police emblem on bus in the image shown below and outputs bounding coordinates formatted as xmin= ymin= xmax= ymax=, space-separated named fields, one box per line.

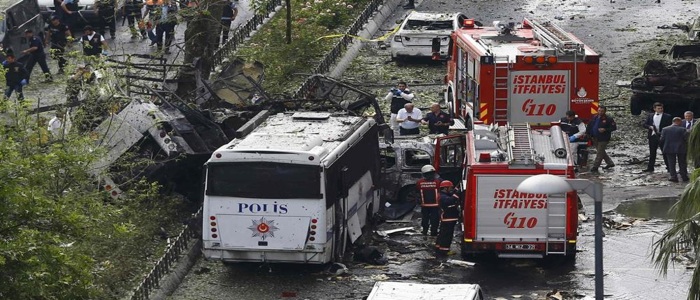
xmin=248 ymin=217 xmax=279 ymax=240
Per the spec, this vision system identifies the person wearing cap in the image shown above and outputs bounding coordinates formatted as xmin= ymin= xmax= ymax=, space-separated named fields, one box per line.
xmin=2 ymin=53 xmax=29 ymax=101
xmin=45 ymin=16 xmax=72 ymax=74
xmin=21 ymin=29 xmax=53 ymax=82
xmin=435 ymin=180 xmax=460 ymax=257
xmin=416 ymin=164 xmax=441 ymax=236
xmin=81 ymin=26 xmax=108 ymax=57
xmin=585 ymin=105 xmax=617 ymax=173
xmin=660 ymin=117 xmax=689 ymax=182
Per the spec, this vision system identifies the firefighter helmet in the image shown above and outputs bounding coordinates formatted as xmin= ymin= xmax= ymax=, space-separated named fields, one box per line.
xmin=421 ymin=165 xmax=436 ymax=173
xmin=440 ymin=181 xmax=454 ymax=188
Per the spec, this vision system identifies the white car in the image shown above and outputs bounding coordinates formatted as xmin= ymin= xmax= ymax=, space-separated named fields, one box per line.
xmin=391 ymin=11 xmax=467 ymax=60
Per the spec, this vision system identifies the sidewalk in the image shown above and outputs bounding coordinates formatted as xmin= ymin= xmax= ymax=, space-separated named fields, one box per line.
xmin=10 ymin=0 xmax=253 ymax=116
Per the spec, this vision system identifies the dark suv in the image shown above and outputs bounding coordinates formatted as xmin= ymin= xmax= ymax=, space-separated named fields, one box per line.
xmin=0 ymin=0 xmax=46 ymax=61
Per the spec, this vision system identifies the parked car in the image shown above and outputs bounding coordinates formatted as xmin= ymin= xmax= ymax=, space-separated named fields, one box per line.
xmin=0 ymin=0 xmax=46 ymax=61
xmin=390 ymin=11 xmax=467 ymax=60
xmin=37 ymin=0 xmax=125 ymax=30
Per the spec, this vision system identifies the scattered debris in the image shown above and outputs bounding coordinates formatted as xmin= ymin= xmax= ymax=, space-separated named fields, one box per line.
xmin=354 ymin=245 xmax=389 ymax=265
xmin=376 ymin=227 xmax=415 ymax=237
xmin=328 ymin=262 xmax=349 ymax=275
xmin=546 ymin=289 xmax=563 ymax=300
xmin=444 ymin=259 xmax=476 ymax=267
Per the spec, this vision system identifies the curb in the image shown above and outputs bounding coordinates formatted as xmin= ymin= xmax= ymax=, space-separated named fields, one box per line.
xmin=149 ymin=239 xmax=203 ymax=300
xmin=329 ymin=0 xmax=404 ymax=78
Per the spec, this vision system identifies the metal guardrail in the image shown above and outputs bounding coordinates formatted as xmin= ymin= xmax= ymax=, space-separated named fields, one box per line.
xmin=130 ymin=208 xmax=202 ymax=300
xmin=212 ymin=0 xmax=284 ymax=66
xmin=292 ymin=0 xmax=383 ymax=99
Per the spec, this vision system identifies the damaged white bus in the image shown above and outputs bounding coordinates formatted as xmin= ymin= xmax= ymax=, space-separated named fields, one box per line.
xmin=202 ymin=111 xmax=382 ymax=263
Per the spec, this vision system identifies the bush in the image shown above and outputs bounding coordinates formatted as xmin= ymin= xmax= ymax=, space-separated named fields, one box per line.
xmin=238 ymin=0 xmax=370 ymax=94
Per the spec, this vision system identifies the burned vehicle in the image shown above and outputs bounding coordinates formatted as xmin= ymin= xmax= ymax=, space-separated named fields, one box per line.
xmin=91 ymin=58 xmax=391 ymax=201
xmin=380 ymin=136 xmax=435 ymax=219
xmin=629 ymin=17 xmax=700 ymax=116
xmin=629 ymin=58 xmax=700 ymax=116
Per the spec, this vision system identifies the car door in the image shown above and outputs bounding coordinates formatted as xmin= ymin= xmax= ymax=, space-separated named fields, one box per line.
xmin=433 ymin=134 xmax=466 ymax=188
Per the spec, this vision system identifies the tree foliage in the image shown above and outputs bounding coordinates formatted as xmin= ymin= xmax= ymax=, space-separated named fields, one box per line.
xmin=238 ymin=0 xmax=370 ymax=94
xmin=0 ymin=76 xmax=190 ymax=298
xmin=653 ymin=124 xmax=700 ymax=300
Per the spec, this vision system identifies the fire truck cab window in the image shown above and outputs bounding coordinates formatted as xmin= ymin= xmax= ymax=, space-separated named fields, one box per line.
xmin=440 ymin=144 xmax=463 ymax=167
xmin=404 ymin=149 xmax=431 ymax=167
xmin=380 ymin=148 xmax=397 ymax=169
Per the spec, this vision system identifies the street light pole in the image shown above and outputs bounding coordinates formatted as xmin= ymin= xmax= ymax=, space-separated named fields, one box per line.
xmin=517 ymin=175 xmax=604 ymax=300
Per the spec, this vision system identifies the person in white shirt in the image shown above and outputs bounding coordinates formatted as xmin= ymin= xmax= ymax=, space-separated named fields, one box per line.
xmin=384 ymin=81 xmax=415 ymax=134
xmin=48 ymin=110 xmax=71 ymax=139
xmin=396 ymin=103 xmax=422 ymax=135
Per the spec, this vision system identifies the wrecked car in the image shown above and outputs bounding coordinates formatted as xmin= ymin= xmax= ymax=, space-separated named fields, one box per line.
xmin=629 ymin=58 xmax=700 ymax=116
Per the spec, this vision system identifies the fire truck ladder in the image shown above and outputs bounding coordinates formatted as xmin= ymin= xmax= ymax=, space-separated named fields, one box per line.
xmin=493 ymin=56 xmax=510 ymax=125
xmin=507 ymin=123 xmax=535 ymax=165
xmin=546 ymin=196 xmax=568 ymax=255
xmin=527 ymin=18 xmax=584 ymax=54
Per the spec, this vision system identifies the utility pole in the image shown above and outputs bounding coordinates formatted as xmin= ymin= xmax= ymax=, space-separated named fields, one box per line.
xmin=285 ymin=0 xmax=291 ymax=44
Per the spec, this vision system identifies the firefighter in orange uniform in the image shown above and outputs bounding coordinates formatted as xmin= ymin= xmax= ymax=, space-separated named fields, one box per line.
xmin=435 ymin=180 xmax=460 ymax=257
xmin=416 ymin=165 xmax=441 ymax=236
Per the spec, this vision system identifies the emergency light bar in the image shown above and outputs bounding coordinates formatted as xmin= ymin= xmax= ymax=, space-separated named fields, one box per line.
xmin=521 ymin=55 xmax=557 ymax=65
xmin=463 ymin=19 xmax=475 ymax=28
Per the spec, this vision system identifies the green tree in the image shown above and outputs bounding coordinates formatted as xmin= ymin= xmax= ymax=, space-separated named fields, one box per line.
xmin=652 ymin=124 xmax=700 ymax=300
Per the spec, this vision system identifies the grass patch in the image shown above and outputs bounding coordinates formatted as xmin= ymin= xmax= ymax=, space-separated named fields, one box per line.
xmin=236 ymin=0 xmax=372 ymax=94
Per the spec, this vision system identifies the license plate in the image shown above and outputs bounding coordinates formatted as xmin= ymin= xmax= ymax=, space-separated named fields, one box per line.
xmin=505 ymin=244 xmax=536 ymax=250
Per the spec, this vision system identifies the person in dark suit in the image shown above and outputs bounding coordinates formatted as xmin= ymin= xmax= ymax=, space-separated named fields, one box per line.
xmin=641 ymin=102 xmax=673 ymax=172
xmin=585 ymin=105 xmax=617 ymax=173
xmin=682 ymin=111 xmax=697 ymax=131
xmin=660 ymin=117 xmax=689 ymax=182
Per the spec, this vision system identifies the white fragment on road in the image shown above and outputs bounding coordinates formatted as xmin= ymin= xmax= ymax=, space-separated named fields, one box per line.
xmin=376 ymin=227 xmax=415 ymax=237
xmin=445 ymin=259 xmax=475 ymax=267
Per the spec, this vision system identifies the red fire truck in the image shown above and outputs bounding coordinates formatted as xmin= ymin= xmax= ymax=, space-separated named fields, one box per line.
xmin=433 ymin=122 xmax=578 ymax=259
xmin=439 ymin=18 xmax=600 ymax=126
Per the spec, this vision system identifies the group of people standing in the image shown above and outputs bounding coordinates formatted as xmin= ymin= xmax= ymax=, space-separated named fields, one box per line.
xmin=3 ymin=0 xmax=240 ymax=102
xmin=641 ymin=103 xmax=696 ymax=182
xmin=384 ymin=81 xmax=454 ymax=136
xmin=559 ymin=102 xmax=696 ymax=182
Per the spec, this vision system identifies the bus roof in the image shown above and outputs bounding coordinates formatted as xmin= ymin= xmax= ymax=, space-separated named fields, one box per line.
xmin=216 ymin=112 xmax=370 ymax=158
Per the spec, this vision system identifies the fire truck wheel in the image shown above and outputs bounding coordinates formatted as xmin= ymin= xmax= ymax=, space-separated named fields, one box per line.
xmin=397 ymin=185 xmax=419 ymax=205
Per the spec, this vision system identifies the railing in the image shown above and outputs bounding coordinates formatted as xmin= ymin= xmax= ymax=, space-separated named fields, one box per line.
xmin=292 ymin=0 xmax=383 ymax=99
xmin=129 ymin=208 xmax=202 ymax=300
xmin=211 ymin=0 xmax=284 ymax=66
